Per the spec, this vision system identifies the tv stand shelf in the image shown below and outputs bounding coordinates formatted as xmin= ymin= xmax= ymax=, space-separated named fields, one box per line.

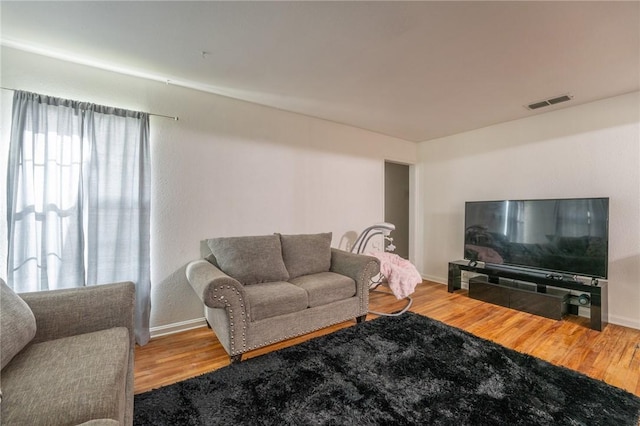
xmin=448 ymin=260 xmax=608 ymax=331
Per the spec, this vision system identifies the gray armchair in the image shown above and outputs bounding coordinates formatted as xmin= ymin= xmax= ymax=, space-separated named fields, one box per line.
xmin=0 ymin=279 xmax=135 ymax=425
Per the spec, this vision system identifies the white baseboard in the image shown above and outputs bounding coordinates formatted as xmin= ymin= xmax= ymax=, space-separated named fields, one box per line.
xmin=608 ymin=314 xmax=640 ymax=330
xmin=421 ymin=274 xmax=446 ymax=285
xmin=150 ymin=317 xmax=207 ymax=339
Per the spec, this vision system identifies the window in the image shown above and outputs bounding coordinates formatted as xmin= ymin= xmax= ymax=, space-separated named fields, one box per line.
xmin=6 ymin=90 xmax=151 ymax=344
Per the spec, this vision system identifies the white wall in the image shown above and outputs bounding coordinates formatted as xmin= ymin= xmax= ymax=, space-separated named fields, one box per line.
xmin=5 ymin=46 xmax=637 ymax=332
xmin=0 ymin=47 xmax=417 ymax=334
xmin=417 ymin=91 xmax=640 ymax=329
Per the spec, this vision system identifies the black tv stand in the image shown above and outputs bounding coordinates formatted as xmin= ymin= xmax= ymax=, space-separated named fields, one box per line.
xmin=448 ymin=260 xmax=608 ymax=331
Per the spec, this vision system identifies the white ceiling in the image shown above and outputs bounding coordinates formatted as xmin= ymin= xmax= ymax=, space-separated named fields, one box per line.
xmin=1 ymin=1 xmax=639 ymax=142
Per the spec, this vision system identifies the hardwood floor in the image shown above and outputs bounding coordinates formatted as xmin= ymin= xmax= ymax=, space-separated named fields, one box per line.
xmin=135 ymin=280 xmax=640 ymax=398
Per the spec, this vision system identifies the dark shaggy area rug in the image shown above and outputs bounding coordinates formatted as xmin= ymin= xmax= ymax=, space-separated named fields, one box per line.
xmin=134 ymin=312 xmax=640 ymax=425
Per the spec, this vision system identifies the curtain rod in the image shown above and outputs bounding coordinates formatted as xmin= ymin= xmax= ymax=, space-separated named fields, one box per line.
xmin=1 ymin=86 xmax=179 ymax=121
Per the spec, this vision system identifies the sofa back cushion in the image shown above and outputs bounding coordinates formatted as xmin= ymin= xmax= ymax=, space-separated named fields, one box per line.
xmin=207 ymin=235 xmax=290 ymax=285
xmin=0 ymin=279 xmax=37 ymax=370
xmin=279 ymin=232 xmax=332 ymax=279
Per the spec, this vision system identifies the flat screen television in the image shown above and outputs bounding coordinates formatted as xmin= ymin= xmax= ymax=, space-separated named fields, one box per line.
xmin=464 ymin=198 xmax=609 ymax=279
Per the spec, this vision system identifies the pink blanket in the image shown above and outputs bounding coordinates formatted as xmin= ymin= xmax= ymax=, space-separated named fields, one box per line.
xmin=369 ymin=252 xmax=422 ymax=299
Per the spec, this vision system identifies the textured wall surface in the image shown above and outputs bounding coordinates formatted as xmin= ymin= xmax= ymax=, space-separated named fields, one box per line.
xmin=4 ymin=46 xmax=637 ymax=332
xmin=0 ymin=47 xmax=417 ymax=334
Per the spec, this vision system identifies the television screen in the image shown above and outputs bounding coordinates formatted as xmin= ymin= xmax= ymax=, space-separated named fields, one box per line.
xmin=464 ymin=198 xmax=609 ymax=278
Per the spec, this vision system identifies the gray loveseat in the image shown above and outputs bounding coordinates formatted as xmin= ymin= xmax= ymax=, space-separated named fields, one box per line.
xmin=0 ymin=279 xmax=135 ymax=425
xmin=186 ymin=232 xmax=380 ymax=363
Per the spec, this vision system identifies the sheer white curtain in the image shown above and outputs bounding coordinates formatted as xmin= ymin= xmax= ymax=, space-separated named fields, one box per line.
xmin=7 ymin=91 xmax=151 ymax=345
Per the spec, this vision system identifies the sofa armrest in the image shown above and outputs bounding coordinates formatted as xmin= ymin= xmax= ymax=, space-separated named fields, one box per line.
xmin=20 ymin=281 xmax=135 ymax=345
xmin=330 ymin=248 xmax=380 ymax=296
xmin=186 ymin=260 xmax=249 ymax=313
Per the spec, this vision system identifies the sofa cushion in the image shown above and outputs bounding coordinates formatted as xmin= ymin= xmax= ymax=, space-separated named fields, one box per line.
xmin=207 ymin=235 xmax=290 ymax=285
xmin=279 ymin=232 xmax=332 ymax=279
xmin=0 ymin=279 xmax=37 ymax=370
xmin=289 ymin=271 xmax=356 ymax=308
xmin=0 ymin=327 xmax=129 ymax=425
xmin=244 ymin=281 xmax=309 ymax=321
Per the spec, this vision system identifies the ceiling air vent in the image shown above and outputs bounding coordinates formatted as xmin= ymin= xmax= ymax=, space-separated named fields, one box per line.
xmin=526 ymin=94 xmax=573 ymax=110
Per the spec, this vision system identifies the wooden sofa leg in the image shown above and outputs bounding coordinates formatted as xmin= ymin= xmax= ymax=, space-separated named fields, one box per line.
xmin=230 ymin=354 xmax=242 ymax=364
xmin=356 ymin=315 xmax=367 ymax=324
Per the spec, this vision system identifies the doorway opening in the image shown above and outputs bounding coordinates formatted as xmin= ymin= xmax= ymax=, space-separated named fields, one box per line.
xmin=384 ymin=161 xmax=410 ymax=259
